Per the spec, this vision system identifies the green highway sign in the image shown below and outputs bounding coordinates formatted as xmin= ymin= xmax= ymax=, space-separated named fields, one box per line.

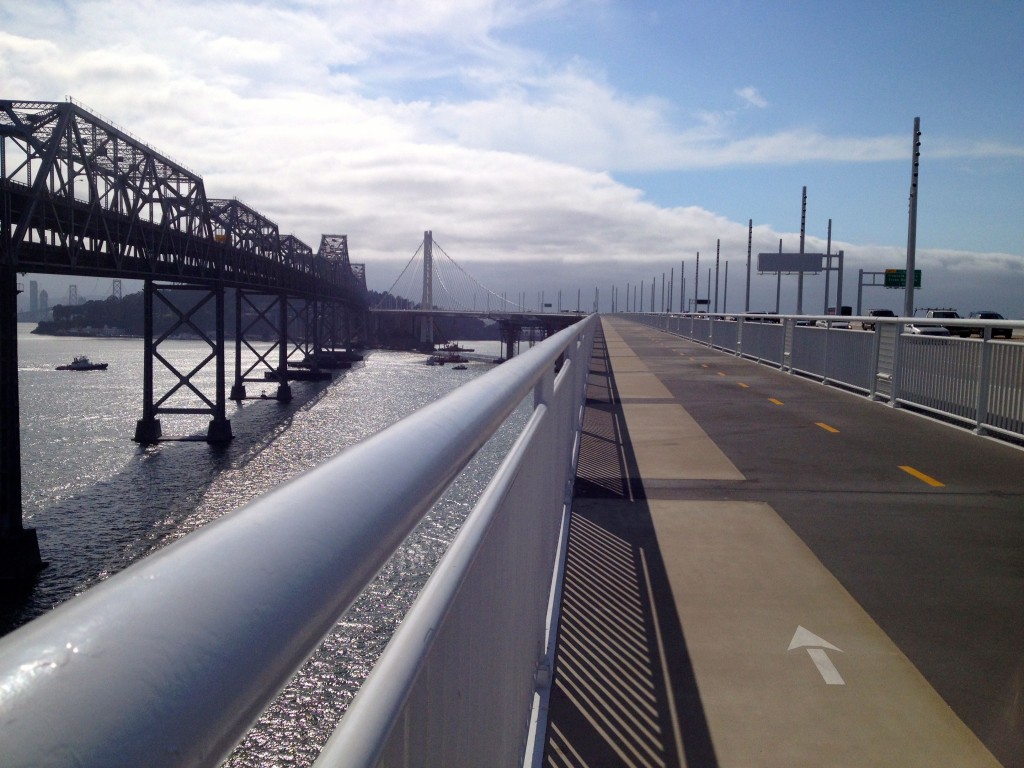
xmin=884 ymin=269 xmax=921 ymax=288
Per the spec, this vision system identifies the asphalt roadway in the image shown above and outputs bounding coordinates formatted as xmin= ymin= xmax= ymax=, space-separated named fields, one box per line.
xmin=543 ymin=315 xmax=1024 ymax=768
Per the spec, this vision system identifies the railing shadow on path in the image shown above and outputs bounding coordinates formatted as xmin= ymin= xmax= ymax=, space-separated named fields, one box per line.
xmin=544 ymin=329 xmax=719 ymax=767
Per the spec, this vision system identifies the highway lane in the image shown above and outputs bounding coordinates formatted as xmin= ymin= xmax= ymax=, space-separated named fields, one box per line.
xmin=600 ymin=316 xmax=1024 ymax=767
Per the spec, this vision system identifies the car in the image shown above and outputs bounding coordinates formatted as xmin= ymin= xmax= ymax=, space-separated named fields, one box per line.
xmin=906 ymin=323 xmax=951 ymax=337
xmin=863 ymin=308 xmax=896 ymax=330
xmin=924 ymin=309 xmax=970 ymax=337
xmin=811 ymin=319 xmax=851 ymax=329
xmin=967 ymin=311 xmax=1013 ymax=339
xmin=745 ymin=312 xmax=780 ymax=323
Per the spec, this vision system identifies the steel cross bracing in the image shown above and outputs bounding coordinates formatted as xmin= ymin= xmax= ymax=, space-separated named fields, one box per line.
xmin=232 ymin=290 xmax=290 ymax=400
xmin=0 ymin=100 xmax=366 ymax=307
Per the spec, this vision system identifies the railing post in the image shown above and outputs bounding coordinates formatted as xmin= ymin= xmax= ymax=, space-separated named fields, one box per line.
xmin=890 ymin=324 xmax=904 ymax=407
xmin=869 ymin=323 xmax=883 ymax=400
xmin=974 ymin=327 xmax=994 ymax=434
xmin=822 ymin=322 xmax=832 ymax=385
xmin=782 ymin=318 xmax=793 ymax=372
xmin=534 ymin=360 xmax=555 ymax=408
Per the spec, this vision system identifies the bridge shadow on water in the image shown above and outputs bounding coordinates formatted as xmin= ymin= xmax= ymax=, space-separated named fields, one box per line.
xmin=0 ymin=375 xmax=340 ymax=637
xmin=544 ymin=330 xmax=719 ymax=768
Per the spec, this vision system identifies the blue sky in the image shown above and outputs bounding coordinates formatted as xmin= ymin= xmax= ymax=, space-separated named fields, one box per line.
xmin=3 ymin=0 xmax=1022 ymax=315
xmin=496 ymin=1 xmax=1022 ymax=252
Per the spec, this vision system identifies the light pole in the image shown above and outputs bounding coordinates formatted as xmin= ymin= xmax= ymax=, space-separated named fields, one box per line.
xmin=905 ymin=117 xmax=921 ymax=317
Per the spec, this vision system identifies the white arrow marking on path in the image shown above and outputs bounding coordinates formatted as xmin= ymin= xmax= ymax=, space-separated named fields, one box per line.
xmin=788 ymin=626 xmax=845 ymax=685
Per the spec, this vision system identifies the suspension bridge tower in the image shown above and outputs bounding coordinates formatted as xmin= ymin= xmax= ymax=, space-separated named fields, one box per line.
xmin=418 ymin=230 xmax=434 ymax=349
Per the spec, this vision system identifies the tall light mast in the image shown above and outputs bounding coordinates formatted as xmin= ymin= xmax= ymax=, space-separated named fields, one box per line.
xmin=904 ymin=118 xmax=921 ymax=317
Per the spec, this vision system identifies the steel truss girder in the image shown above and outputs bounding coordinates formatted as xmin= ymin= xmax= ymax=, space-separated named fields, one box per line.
xmin=0 ymin=100 xmax=368 ymax=309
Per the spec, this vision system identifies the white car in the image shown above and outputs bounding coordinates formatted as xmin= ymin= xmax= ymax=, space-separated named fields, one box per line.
xmin=906 ymin=323 xmax=951 ymax=336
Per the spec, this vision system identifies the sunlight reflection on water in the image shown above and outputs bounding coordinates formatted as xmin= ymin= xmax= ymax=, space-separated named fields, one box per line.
xmin=7 ymin=328 xmax=525 ymax=765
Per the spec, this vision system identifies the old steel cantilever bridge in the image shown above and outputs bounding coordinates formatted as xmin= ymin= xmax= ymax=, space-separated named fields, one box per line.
xmin=1 ymin=99 xmax=369 ymax=578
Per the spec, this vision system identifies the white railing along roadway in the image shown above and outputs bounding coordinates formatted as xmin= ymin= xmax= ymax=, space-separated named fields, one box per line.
xmin=630 ymin=312 xmax=1024 ymax=441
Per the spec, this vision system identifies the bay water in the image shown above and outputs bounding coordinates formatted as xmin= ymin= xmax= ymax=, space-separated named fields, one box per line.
xmin=4 ymin=324 xmax=527 ymax=765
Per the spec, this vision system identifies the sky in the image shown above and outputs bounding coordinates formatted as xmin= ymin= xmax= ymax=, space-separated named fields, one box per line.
xmin=3 ymin=0 xmax=1022 ymax=316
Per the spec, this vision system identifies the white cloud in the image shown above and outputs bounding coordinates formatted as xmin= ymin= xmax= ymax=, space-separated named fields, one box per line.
xmin=735 ymin=86 xmax=767 ymax=109
xmin=1 ymin=1 xmax=1021 ymax=317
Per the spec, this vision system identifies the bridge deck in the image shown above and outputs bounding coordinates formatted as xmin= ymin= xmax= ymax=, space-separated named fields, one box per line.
xmin=543 ymin=315 xmax=1024 ymax=767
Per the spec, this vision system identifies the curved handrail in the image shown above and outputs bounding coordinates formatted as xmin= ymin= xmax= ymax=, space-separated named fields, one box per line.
xmin=314 ymin=321 xmax=592 ymax=766
xmin=0 ymin=314 xmax=597 ymax=767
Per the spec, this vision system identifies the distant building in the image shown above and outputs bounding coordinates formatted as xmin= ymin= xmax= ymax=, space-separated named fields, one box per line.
xmin=30 ymin=280 xmax=39 ymax=313
xmin=39 ymin=289 xmax=49 ymax=313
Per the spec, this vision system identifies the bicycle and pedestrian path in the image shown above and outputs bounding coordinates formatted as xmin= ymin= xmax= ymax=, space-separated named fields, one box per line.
xmin=543 ymin=315 xmax=1023 ymax=767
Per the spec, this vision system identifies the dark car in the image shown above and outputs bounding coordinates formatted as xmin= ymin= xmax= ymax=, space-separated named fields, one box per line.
xmin=967 ymin=311 xmax=1013 ymax=339
xmin=863 ymin=308 xmax=896 ymax=331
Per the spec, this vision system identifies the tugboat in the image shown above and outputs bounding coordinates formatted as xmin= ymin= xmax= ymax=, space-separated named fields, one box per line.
xmin=426 ymin=343 xmax=470 ymax=366
xmin=56 ymin=355 xmax=108 ymax=371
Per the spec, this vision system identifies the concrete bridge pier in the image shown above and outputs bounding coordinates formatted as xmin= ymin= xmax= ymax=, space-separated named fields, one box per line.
xmin=416 ymin=315 xmax=435 ymax=352
xmin=0 ymin=267 xmax=45 ymax=584
xmin=499 ymin=319 xmax=522 ymax=360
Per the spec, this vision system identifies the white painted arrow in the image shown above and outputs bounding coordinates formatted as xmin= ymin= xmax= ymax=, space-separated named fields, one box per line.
xmin=788 ymin=626 xmax=845 ymax=685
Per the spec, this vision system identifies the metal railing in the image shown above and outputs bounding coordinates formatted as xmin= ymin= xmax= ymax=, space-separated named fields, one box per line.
xmin=633 ymin=312 xmax=1024 ymax=441
xmin=0 ymin=314 xmax=597 ymax=767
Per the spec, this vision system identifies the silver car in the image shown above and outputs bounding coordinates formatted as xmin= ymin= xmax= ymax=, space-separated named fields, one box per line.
xmin=906 ymin=323 xmax=951 ymax=336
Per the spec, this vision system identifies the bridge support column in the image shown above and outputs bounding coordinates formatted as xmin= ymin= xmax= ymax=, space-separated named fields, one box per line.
xmin=0 ymin=268 xmax=45 ymax=584
xmin=309 ymin=298 xmax=321 ymax=373
xmin=276 ymin=292 xmax=292 ymax=402
xmin=499 ymin=319 xmax=521 ymax=360
xmin=417 ymin=316 xmax=436 ymax=352
xmin=230 ymin=288 xmax=246 ymax=401
xmin=133 ymin=280 xmax=162 ymax=443
xmin=206 ymin=284 xmax=232 ymax=443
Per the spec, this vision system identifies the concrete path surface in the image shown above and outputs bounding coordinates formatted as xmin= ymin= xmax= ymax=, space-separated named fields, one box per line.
xmin=543 ymin=316 xmax=1023 ymax=767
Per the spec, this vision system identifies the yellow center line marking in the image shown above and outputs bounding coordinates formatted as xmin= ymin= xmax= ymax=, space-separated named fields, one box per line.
xmin=769 ymin=398 xmax=784 ymax=405
xmin=701 ymin=364 xmax=709 ymax=369
xmin=899 ymin=465 xmax=946 ymax=487
xmin=717 ymin=371 xmax=726 ymax=376
xmin=738 ymin=383 xmax=750 ymax=388
xmin=815 ymin=422 xmax=840 ymax=433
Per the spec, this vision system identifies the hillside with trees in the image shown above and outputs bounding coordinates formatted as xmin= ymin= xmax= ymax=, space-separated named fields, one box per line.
xmin=32 ymin=289 xmax=501 ymax=346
